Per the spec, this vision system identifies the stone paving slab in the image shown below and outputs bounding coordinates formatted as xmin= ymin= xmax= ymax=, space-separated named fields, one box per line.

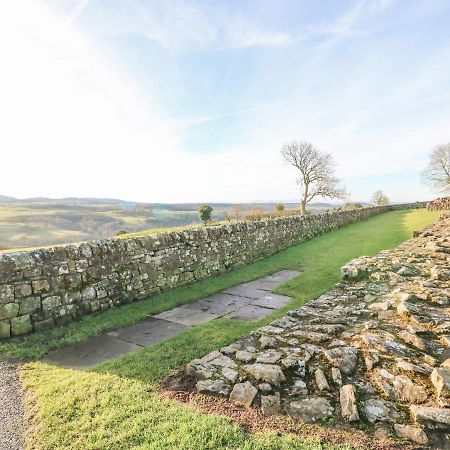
xmin=184 ymin=294 xmax=253 ymax=315
xmin=43 ymin=270 xmax=300 ymax=370
xmin=106 ymin=317 xmax=188 ymax=347
xmin=223 ymin=304 xmax=275 ymax=321
xmin=223 ymin=285 xmax=272 ymax=299
xmin=153 ymin=306 xmax=220 ymax=326
xmin=44 ymin=335 xmax=141 ymax=370
xmin=250 ymin=293 xmax=292 ymax=309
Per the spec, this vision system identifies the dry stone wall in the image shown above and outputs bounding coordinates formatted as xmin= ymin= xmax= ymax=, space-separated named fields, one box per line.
xmin=0 ymin=203 xmax=424 ymax=339
xmin=427 ymin=197 xmax=450 ymax=211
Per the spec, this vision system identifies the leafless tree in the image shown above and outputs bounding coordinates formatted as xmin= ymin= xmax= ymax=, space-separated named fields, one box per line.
xmin=422 ymin=143 xmax=450 ymax=193
xmin=229 ymin=205 xmax=244 ymax=221
xmin=281 ymin=141 xmax=347 ymax=214
xmin=371 ymin=190 xmax=390 ymax=206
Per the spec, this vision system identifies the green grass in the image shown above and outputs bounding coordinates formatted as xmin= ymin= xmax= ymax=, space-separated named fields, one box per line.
xmin=17 ymin=209 xmax=440 ymax=450
xmin=1 ymin=209 xmax=440 ymax=360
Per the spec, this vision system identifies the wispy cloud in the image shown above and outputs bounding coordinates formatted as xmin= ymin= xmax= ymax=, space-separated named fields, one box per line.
xmin=65 ymin=0 xmax=91 ymax=26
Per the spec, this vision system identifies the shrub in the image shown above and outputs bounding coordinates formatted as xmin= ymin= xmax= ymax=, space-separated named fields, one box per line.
xmin=275 ymin=203 xmax=285 ymax=211
xmin=198 ymin=205 xmax=213 ymax=225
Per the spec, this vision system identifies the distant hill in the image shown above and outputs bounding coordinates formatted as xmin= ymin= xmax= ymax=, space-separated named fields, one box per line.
xmin=0 ymin=195 xmax=17 ymax=202
xmin=0 ymin=196 xmax=341 ymax=249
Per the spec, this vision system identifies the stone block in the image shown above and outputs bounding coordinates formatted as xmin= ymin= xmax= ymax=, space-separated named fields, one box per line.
xmin=11 ymin=315 xmax=32 ymax=336
xmin=0 ymin=302 xmax=19 ymax=320
xmin=0 ymin=320 xmax=11 ymax=339
xmin=32 ymin=279 xmax=50 ymax=293
xmin=19 ymin=296 xmax=41 ymax=315
xmin=14 ymin=282 xmax=32 ymax=298
xmin=0 ymin=285 xmax=14 ymax=304
xmin=33 ymin=318 xmax=55 ymax=332
xmin=42 ymin=296 xmax=62 ymax=312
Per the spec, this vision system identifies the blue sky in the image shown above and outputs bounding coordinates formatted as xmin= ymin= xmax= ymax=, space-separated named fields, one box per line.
xmin=1 ymin=0 xmax=450 ymax=203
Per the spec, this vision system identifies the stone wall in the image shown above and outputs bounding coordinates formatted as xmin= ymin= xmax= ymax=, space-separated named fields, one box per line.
xmin=427 ymin=197 xmax=450 ymax=211
xmin=0 ymin=203 xmax=425 ymax=339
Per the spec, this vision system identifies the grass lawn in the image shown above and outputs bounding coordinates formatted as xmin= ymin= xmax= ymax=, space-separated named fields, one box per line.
xmin=13 ymin=209 xmax=441 ymax=449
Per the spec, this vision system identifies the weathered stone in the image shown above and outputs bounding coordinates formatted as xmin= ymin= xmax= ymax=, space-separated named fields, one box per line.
xmin=442 ymin=358 xmax=450 ymax=369
xmin=373 ymin=369 xmax=427 ymax=404
xmin=235 ymin=350 xmax=255 ymax=363
xmin=261 ymin=392 xmax=282 ymax=416
xmin=368 ymin=301 xmax=391 ymax=311
xmin=196 ymin=379 xmax=230 ymax=397
xmin=41 ymin=296 xmax=62 ymax=312
xmin=256 ymin=325 xmax=285 ymax=335
xmin=11 ymin=315 xmax=32 ymax=336
xmin=256 ymin=350 xmax=282 ymax=364
xmin=259 ymin=335 xmax=277 ymax=349
xmin=0 ymin=320 xmax=11 ymax=339
xmin=19 ymin=296 xmax=41 ymax=315
xmin=331 ymin=367 xmax=342 ymax=386
xmin=229 ymin=381 xmax=258 ymax=407
xmin=292 ymin=330 xmax=330 ymax=343
xmin=206 ymin=353 xmax=237 ymax=369
xmin=185 ymin=360 xmax=217 ymax=380
xmin=81 ymin=287 xmax=97 ymax=301
xmin=258 ymin=383 xmax=272 ymax=393
xmin=0 ymin=285 xmax=14 ymax=304
xmin=243 ymin=363 xmax=286 ymax=386
xmin=0 ymin=303 xmax=19 ymax=320
xmin=222 ymin=367 xmax=239 ymax=383
xmin=324 ymin=346 xmax=358 ymax=375
xmin=32 ymin=279 xmax=50 ymax=293
xmin=364 ymin=398 xmax=404 ymax=423
xmin=364 ymin=352 xmax=379 ymax=371
xmin=315 ymin=368 xmax=330 ymax=391
xmin=393 ymin=424 xmax=428 ymax=445
xmin=398 ymin=330 xmax=426 ymax=350
xmin=340 ymin=385 xmax=359 ymax=422
xmin=290 ymin=379 xmax=308 ymax=395
xmin=221 ymin=342 xmax=241 ymax=355
xmin=287 ymin=397 xmax=334 ymax=423
xmin=431 ymin=368 xmax=450 ymax=402
xmin=14 ymin=282 xmax=32 ymax=298
xmin=396 ymin=359 xmax=431 ymax=375
xmin=410 ymin=405 xmax=450 ymax=430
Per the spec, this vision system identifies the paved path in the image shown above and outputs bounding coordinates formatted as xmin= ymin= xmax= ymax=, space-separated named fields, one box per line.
xmin=0 ymin=360 xmax=25 ymax=450
xmin=44 ymin=270 xmax=300 ymax=369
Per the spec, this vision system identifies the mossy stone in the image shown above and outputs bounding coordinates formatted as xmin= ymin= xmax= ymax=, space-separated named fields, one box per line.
xmin=0 ymin=302 xmax=19 ymax=320
xmin=0 ymin=321 xmax=11 ymax=339
xmin=11 ymin=315 xmax=32 ymax=336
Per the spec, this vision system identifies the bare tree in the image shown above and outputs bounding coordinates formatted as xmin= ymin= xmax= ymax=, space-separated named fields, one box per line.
xmin=371 ymin=190 xmax=390 ymax=206
xmin=281 ymin=141 xmax=347 ymax=214
xmin=422 ymin=143 xmax=450 ymax=193
xmin=229 ymin=205 xmax=244 ymax=221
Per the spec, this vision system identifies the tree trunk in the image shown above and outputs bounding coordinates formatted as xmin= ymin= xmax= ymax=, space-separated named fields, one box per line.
xmin=300 ymin=198 xmax=307 ymax=215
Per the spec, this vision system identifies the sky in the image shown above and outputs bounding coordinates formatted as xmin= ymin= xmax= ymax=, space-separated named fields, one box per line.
xmin=1 ymin=0 xmax=450 ymax=204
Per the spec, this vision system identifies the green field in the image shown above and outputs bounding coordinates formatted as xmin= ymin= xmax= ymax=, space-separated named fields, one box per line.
xmin=0 ymin=198 xmax=322 ymax=249
xmin=11 ymin=209 xmax=440 ymax=450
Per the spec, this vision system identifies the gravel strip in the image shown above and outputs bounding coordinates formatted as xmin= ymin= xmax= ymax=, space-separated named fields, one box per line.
xmin=0 ymin=360 xmax=24 ymax=450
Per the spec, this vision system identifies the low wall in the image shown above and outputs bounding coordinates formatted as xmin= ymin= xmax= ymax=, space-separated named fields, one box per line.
xmin=427 ymin=197 xmax=450 ymax=211
xmin=0 ymin=203 xmax=425 ymax=339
